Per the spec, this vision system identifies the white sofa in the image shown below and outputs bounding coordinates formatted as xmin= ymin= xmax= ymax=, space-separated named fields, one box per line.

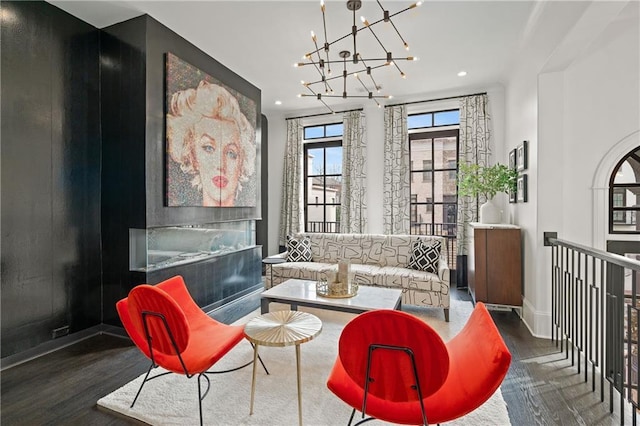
xmin=267 ymin=233 xmax=451 ymax=321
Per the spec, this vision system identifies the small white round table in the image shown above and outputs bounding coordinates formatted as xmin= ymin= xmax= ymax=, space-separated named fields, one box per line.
xmin=244 ymin=310 xmax=322 ymax=426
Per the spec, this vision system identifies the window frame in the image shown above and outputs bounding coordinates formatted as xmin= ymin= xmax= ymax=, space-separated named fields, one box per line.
xmin=408 ymin=109 xmax=461 ymax=131
xmin=408 ymin=128 xmax=460 ymax=237
xmin=303 ymin=139 xmax=343 ymax=233
xmin=303 ymin=122 xmax=344 ymax=140
xmin=609 ymin=147 xmax=640 ymax=234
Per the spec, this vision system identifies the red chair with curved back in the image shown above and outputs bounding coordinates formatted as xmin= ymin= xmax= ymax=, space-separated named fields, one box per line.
xmin=116 ymin=275 xmax=267 ymax=426
xmin=327 ymin=302 xmax=511 ymax=425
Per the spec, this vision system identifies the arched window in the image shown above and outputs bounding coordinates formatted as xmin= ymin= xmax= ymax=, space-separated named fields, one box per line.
xmin=610 ymin=146 xmax=640 ymax=234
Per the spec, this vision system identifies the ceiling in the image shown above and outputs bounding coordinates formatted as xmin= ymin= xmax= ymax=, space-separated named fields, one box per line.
xmin=48 ymin=0 xmax=537 ymax=116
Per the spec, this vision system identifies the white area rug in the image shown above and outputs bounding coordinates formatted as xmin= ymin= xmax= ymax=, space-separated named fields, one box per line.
xmin=98 ymin=299 xmax=511 ymax=425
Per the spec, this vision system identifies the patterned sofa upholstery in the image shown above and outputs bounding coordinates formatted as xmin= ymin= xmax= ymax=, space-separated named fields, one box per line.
xmin=267 ymin=233 xmax=451 ymax=321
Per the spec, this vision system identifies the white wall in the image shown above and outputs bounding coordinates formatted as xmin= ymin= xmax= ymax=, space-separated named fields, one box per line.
xmin=266 ymin=2 xmax=639 ymax=338
xmin=505 ymin=1 xmax=639 ymax=337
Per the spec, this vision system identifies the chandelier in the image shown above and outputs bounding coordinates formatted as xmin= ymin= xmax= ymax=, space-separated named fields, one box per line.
xmin=295 ymin=0 xmax=422 ymax=112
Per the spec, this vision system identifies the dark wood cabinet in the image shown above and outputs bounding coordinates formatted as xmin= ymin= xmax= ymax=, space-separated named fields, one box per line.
xmin=468 ymin=224 xmax=522 ymax=307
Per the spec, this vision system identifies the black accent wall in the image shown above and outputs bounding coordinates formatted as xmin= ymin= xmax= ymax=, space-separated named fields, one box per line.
xmin=100 ymin=15 xmax=262 ymax=327
xmin=1 ymin=1 xmax=263 ymax=360
xmin=1 ymin=1 xmax=102 ymax=357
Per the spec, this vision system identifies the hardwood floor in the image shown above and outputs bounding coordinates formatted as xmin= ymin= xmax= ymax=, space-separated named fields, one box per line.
xmin=0 ymin=285 xmax=630 ymax=425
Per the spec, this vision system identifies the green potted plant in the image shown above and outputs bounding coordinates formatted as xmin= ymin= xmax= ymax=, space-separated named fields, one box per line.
xmin=457 ymin=163 xmax=518 ymax=223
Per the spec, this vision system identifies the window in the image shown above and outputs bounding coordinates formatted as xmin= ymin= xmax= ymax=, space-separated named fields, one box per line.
xmin=447 ymin=160 xmax=457 ymax=180
xmin=304 ymin=123 xmax=344 ymax=140
xmin=609 ymin=146 xmax=640 ymax=234
xmin=423 ymin=160 xmax=433 ymax=182
xmin=304 ymin=124 xmax=343 ymax=233
xmin=411 ymin=194 xmax=418 ymax=224
xmin=409 ymin=129 xmax=459 ymax=237
xmin=408 ymin=110 xmax=460 ymax=130
xmin=407 ymin=107 xmax=460 ymax=270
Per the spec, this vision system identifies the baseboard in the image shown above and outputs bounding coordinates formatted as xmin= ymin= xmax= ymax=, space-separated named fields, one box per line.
xmin=0 ymin=325 xmax=104 ymax=371
xmin=521 ymin=297 xmax=552 ymax=339
xmin=1 ymin=288 xmax=264 ymax=371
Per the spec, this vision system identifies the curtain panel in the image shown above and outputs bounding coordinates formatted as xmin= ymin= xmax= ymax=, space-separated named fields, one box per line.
xmin=279 ymin=119 xmax=304 ymax=246
xmin=456 ymin=94 xmax=492 ymax=255
xmin=340 ymin=110 xmax=368 ymax=233
xmin=383 ymin=105 xmax=411 ymax=234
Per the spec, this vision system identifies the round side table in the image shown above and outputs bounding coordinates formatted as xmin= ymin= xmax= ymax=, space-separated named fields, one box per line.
xmin=262 ymin=257 xmax=286 ymax=288
xmin=244 ymin=310 xmax=322 ymax=426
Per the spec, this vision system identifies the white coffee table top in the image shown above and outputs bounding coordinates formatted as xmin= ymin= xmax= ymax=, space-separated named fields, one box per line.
xmin=262 ymin=279 xmax=402 ymax=312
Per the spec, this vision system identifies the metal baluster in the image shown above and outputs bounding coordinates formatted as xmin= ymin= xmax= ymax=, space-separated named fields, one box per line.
xmin=601 ymin=258 xmax=606 ymax=403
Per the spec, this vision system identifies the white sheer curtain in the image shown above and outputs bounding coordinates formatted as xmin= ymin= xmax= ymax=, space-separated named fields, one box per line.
xmin=456 ymin=94 xmax=492 ymax=255
xmin=340 ymin=110 xmax=367 ymax=233
xmin=383 ymin=105 xmax=410 ymax=234
xmin=279 ymin=119 xmax=304 ymax=246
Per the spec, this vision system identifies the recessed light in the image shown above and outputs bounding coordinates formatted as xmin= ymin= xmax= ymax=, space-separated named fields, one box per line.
xmin=457 ymin=71 xmax=467 ymax=77
xmin=274 ymin=100 xmax=282 ymax=105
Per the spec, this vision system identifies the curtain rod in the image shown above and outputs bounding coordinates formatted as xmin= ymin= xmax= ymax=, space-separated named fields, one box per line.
xmin=385 ymin=91 xmax=487 ymax=108
xmin=285 ymin=107 xmax=363 ymax=121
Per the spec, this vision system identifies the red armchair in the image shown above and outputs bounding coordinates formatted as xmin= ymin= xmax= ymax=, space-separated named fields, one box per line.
xmin=327 ymin=302 xmax=511 ymax=425
xmin=116 ymin=275 xmax=266 ymax=426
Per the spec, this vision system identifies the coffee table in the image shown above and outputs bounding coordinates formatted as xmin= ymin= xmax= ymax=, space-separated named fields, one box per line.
xmin=260 ymin=278 xmax=403 ymax=315
xmin=244 ymin=310 xmax=322 ymax=426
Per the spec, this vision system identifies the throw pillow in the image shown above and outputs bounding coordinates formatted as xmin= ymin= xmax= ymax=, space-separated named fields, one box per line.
xmin=286 ymin=235 xmax=312 ymax=262
xmin=408 ymin=239 xmax=441 ymax=274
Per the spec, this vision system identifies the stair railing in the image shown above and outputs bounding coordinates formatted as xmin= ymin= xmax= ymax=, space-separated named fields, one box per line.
xmin=545 ymin=232 xmax=640 ymax=425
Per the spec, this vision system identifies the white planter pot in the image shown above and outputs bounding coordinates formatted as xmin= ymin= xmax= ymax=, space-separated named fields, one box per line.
xmin=479 ymin=199 xmax=501 ymax=224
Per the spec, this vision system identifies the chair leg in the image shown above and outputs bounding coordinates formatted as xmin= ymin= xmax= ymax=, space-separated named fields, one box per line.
xmin=197 ymin=374 xmax=204 ymax=426
xmin=257 ymin=352 xmax=270 ymax=375
xmin=130 ymin=363 xmax=154 ymax=408
xmin=348 ymin=408 xmax=356 ymax=426
xmin=197 ymin=373 xmax=211 ymax=426
xmin=444 ymin=308 xmax=450 ymax=322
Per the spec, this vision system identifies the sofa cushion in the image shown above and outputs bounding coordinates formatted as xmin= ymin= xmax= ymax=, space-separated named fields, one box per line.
xmin=374 ymin=266 xmax=444 ymax=293
xmin=408 ymin=239 xmax=441 ymax=274
xmin=286 ymin=235 xmax=312 ymax=262
xmin=349 ymin=263 xmax=384 ymax=286
xmin=273 ymin=262 xmax=336 ymax=282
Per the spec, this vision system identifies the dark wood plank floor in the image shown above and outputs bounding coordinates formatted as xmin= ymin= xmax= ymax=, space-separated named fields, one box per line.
xmin=0 ymin=285 xmax=631 ymax=425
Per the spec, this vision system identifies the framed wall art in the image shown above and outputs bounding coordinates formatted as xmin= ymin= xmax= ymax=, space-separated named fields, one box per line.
xmin=509 ymin=148 xmax=517 ymax=170
xmin=517 ymin=174 xmax=528 ymax=203
xmin=517 ymin=140 xmax=528 ymax=172
xmin=165 ymin=52 xmax=258 ymax=207
xmin=509 ymin=184 xmax=517 ymax=203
